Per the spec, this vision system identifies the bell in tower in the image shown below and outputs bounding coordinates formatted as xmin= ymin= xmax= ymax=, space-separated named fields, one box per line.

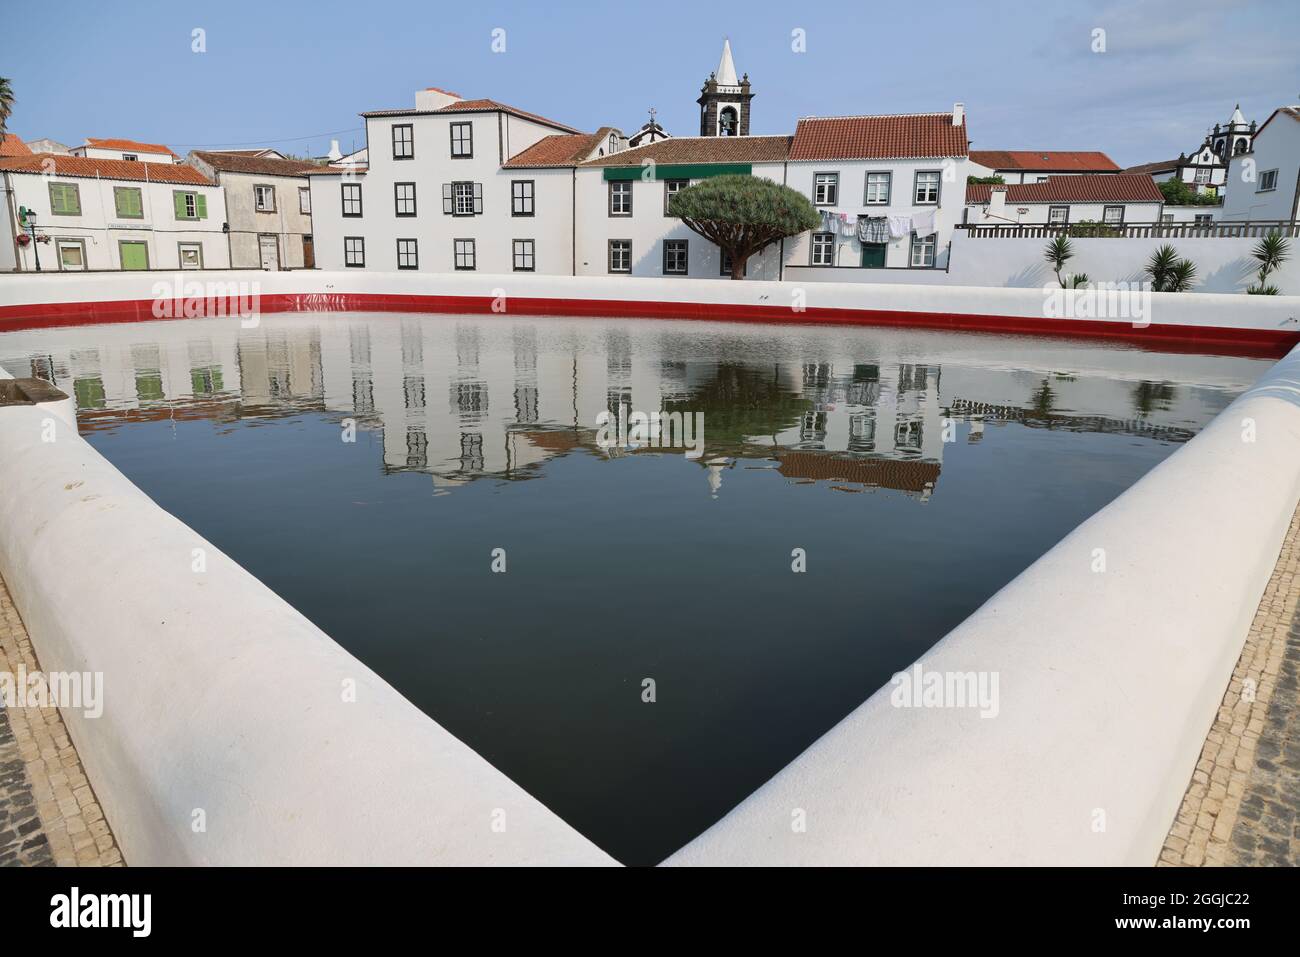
xmin=697 ymin=39 xmax=754 ymax=137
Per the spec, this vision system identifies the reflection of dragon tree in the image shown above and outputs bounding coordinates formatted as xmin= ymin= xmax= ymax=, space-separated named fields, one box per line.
xmin=1131 ymin=381 xmax=1176 ymax=416
xmin=661 ymin=362 xmax=812 ymax=457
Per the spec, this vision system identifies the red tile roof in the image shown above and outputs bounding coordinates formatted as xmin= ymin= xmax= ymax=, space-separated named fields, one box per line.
xmin=969 ymin=150 xmax=1120 ymax=172
xmin=581 ymin=135 xmax=794 ymax=167
xmin=789 ymin=113 xmax=968 ymax=161
xmin=362 ymin=98 xmax=579 ymax=133
xmin=1123 ymin=159 xmax=1180 ymax=175
xmin=303 ymin=165 xmax=367 ymax=175
xmin=0 ymin=134 xmax=33 ymax=157
xmin=504 ymin=128 xmax=619 ymax=168
xmin=190 ymin=150 xmax=323 ymax=176
xmin=0 ymin=153 xmax=212 ymax=185
xmin=964 ymin=173 xmax=1163 ymax=205
xmin=84 ymin=137 xmax=179 ymax=157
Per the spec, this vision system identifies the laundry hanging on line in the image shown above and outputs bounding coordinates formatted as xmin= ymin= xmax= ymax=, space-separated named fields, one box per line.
xmin=858 ymin=217 xmax=890 ymax=244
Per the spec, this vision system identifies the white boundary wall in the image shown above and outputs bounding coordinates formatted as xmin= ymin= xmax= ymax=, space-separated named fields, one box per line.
xmin=665 ymin=344 xmax=1300 ymax=866
xmin=0 ymin=381 xmax=614 ymax=866
xmin=1 ymin=270 xmax=1298 ymax=337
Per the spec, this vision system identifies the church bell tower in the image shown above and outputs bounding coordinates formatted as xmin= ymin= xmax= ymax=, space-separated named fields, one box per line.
xmin=697 ymin=39 xmax=753 ymax=137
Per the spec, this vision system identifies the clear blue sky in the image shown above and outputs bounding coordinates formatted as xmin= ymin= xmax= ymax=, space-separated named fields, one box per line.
xmin=2 ymin=0 xmax=1296 ymax=167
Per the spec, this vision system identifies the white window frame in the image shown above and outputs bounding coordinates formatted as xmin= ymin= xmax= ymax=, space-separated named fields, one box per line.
xmin=609 ymin=180 xmax=633 ymax=216
xmin=813 ymin=172 xmax=838 ymax=206
xmin=811 ymin=232 xmax=835 ymax=266
xmin=864 ymin=172 xmax=891 ymax=205
xmin=396 ymin=238 xmax=418 ymax=270
xmin=1048 ymin=206 xmax=1069 ymax=225
xmin=608 ymin=239 xmax=632 ymax=273
xmin=254 ymin=184 xmax=275 ymax=212
xmin=512 ymin=239 xmax=535 ymax=272
xmin=1258 ymin=169 xmax=1279 ymax=192
xmin=511 ymin=180 xmax=535 ymax=216
xmin=298 ymin=187 xmax=311 ymax=214
xmin=913 ymin=171 xmax=941 ymax=205
xmin=663 ymin=239 xmax=688 ymax=275
xmin=450 ymin=122 xmax=473 ymax=158
xmin=454 ymin=238 xmax=476 ymax=271
xmin=910 ymin=233 xmax=937 ymax=268
xmin=344 ymin=236 xmax=365 ymax=268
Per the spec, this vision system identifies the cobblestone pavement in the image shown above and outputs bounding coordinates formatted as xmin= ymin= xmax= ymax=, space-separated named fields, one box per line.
xmin=0 ymin=576 xmax=123 ymax=867
xmin=1160 ymin=501 xmax=1300 ymax=867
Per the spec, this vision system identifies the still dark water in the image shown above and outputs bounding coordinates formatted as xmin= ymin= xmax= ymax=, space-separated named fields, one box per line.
xmin=0 ymin=314 xmax=1267 ymax=864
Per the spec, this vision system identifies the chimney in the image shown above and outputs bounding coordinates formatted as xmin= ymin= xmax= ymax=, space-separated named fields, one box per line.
xmin=327 ymin=139 xmax=342 ymax=162
xmin=988 ymin=187 xmax=1006 ymax=220
xmin=952 ymin=102 xmax=965 ymax=126
xmin=415 ymin=87 xmax=463 ymax=111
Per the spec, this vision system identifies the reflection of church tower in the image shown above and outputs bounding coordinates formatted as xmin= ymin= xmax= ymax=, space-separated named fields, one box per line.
xmin=697 ymin=39 xmax=753 ymax=137
xmin=1211 ymin=104 xmax=1256 ymax=158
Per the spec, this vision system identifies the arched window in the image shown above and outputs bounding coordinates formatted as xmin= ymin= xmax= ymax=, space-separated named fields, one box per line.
xmin=608 ymin=133 xmax=617 ymax=154
xmin=1233 ymin=138 xmax=1248 ymax=155
xmin=719 ymin=107 xmax=738 ymax=136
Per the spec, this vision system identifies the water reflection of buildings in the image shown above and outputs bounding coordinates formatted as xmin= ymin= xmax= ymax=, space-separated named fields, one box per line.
xmin=0 ymin=316 xmax=1262 ymax=502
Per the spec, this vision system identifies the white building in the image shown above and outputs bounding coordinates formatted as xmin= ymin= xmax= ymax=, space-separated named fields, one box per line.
xmin=1223 ymin=106 xmax=1300 ymax=224
xmin=968 ymin=151 xmax=1120 ymax=184
xmin=963 ymin=174 xmax=1164 ymax=229
xmin=308 ymin=86 xmax=592 ymax=273
xmin=307 ymin=44 xmax=968 ymax=278
xmin=187 ymin=150 xmax=321 ymax=269
xmin=71 ymin=137 xmax=179 ymax=164
xmin=0 ymin=153 xmax=227 ymax=271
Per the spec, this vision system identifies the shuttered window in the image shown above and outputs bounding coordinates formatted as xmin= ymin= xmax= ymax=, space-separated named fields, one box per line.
xmin=173 ymin=191 xmax=207 ymax=220
xmin=443 ymin=182 xmax=482 ymax=216
xmin=114 ymin=186 xmax=144 ymax=219
xmin=49 ymin=182 xmax=82 ymax=215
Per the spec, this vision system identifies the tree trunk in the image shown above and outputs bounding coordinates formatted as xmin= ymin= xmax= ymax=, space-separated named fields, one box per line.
xmin=730 ymin=255 xmax=745 ymax=280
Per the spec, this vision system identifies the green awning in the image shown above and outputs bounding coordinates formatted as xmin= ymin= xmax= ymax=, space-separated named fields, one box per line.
xmin=603 ymin=163 xmax=752 ymax=181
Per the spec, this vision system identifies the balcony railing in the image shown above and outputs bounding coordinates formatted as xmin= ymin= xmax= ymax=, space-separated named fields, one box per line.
xmin=955 ymin=220 xmax=1299 ymax=240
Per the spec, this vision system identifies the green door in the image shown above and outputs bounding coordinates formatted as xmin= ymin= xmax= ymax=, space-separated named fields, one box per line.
xmin=119 ymin=241 xmax=149 ymax=270
xmin=861 ymin=243 xmax=887 ymax=268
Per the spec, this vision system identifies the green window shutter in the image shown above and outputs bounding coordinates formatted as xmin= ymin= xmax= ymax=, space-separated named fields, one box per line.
xmin=174 ymin=192 xmax=187 ymax=219
xmin=119 ymin=242 xmax=149 ymax=270
xmin=50 ymin=183 xmax=81 ymax=214
xmin=115 ymin=187 xmax=142 ymax=218
xmin=195 ymin=194 xmax=207 ymax=219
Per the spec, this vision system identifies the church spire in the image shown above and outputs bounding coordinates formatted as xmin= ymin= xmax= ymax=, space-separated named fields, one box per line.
xmin=697 ymin=39 xmax=754 ymax=136
xmin=716 ymin=38 xmax=739 ymax=87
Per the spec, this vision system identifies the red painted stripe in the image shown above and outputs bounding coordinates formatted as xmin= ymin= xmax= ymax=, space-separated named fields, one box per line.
xmin=0 ymin=292 xmax=1294 ymax=358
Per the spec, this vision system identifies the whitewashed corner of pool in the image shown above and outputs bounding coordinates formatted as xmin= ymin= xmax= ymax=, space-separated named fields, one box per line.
xmin=0 ymin=314 xmax=1298 ymax=865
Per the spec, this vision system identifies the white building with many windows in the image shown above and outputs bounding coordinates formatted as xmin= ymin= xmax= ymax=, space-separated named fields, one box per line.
xmin=307 ymin=87 xmax=591 ymax=274
xmin=0 ymin=154 xmax=227 ymax=271
xmin=307 ymin=45 xmax=971 ymax=280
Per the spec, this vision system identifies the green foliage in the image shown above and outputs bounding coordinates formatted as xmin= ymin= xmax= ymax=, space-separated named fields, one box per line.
xmin=670 ymin=174 xmax=821 ymax=279
xmin=1247 ymin=231 xmax=1290 ymax=293
xmin=1158 ymin=179 xmax=1221 ymax=206
xmin=1068 ymin=220 xmax=1121 ymax=238
xmin=1044 ymin=235 xmax=1075 ymax=288
xmin=1145 ymin=244 xmax=1198 ymax=292
xmin=0 ymin=77 xmax=13 ymax=142
xmin=967 ymin=175 xmax=1005 ymax=185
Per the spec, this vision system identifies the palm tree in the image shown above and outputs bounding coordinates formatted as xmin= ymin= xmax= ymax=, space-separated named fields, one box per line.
xmin=1044 ymin=235 xmax=1075 ymax=288
xmin=0 ymin=77 xmax=13 ymax=145
xmin=1144 ymin=244 xmax=1197 ymax=292
xmin=1247 ymin=232 xmax=1290 ymax=295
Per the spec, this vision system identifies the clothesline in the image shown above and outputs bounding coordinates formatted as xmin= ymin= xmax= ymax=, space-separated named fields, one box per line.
xmin=818 ymin=208 xmax=940 ymax=242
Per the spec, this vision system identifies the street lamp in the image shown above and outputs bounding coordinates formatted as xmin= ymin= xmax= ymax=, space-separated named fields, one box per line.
xmin=20 ymin=207 xmax=41 ymax=272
